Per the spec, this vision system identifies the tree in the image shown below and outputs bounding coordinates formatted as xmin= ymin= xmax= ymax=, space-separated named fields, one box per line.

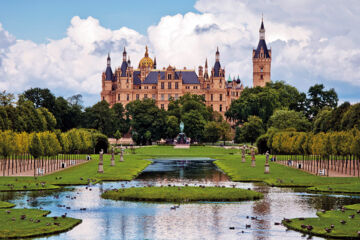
xmin=22 ymin=88 xmax=56 ymax=113
xmin=182 ymin=110 xmax=206 ymax=142
xmin=226 ymin=81 xmax=305 ymax=124
xmin=341 ymin=103 xmax=360 ymax=131
xmin=114 ymin=130 xmax=122 ymax=145
xmin=0 ymin=91 xmax=15 ymax=106
xmin=112 ymin=103 xmax=129 ymax=135
xmin=235 ymin=116 xmax=265 ymax=144
xmin=82 ymin=101 xmax=114 ymax=136
xmin=126 ymin=99 xmax=166 ymax=144
xmin=312 ymin=108 xmax=332 ymax=133
xmin=305 ymin=84 xmax=338 ymax=120
xmin=29 ymin=134 xmax=43 ymax=159
xmin=268 ymin=109 xmax=311 ymax=132
xmin=165 ymin=116 xmax=179 ymax=140
xmin=203 ymin=121 xmax=222 ymax=144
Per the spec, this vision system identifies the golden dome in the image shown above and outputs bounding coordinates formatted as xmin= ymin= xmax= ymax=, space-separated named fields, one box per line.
xmin=138 ymin=46 xmax=154 ymax=68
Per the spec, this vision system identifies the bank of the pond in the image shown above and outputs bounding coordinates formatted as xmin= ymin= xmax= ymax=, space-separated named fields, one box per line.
xmin=0 ymin=201 xmax=15 ymax=208
xmin=282 ymin=203 xmax=360 ymax=239
xmin=214 ymin=156 xmax=358 ymax=189
xmin=0 ymin=208 xmax=81 ymax=239
xmin=307 ymin=182 xmax=360 ymax=194
xmin=0 ymin=154 xmax=151 ymax=191
xmin=102 ymin=186 xmax=263 ymax=202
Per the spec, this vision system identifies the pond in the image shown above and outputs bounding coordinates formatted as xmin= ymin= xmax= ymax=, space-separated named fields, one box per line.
xmin=1 ymin=158 xmax=360 ymax=240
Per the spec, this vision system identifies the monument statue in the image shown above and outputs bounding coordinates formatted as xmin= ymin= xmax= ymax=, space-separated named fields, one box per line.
xmin=251 ymin=147 xmax=256 ymax=167
xmin=180 ymin=121 xmax=184 ymax=133
xmin=98 ymin=149 xmax=104 ymax=173
xmin=265 ymin=150 xmax=270 ymax=173
xmin=241 ymin=145 xmax=246 ymax=163
xmin=111 ymin=146 xmax=115 ymax=166
xmin=174 ymin=121 xmax=190 ymax=148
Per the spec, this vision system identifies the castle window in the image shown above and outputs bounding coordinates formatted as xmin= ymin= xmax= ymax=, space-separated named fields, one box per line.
xmin=168 ymin=74 xmax=171 ymax=80
xmin=207 ymin=84 xmax=210 ymax=89
xmin=168 ymin=94 xmax=171 ymax=100
xmin=127 ymin=78 xmax=129 ymax=83
xmin=202 ymin=94 xmax=205 ymax=100
xmin=260 ymin=67 xmax=263 ymax=73
xmin=152 ymin=86 xmax=156 ymax=89
xmin=220 ymin=79 xmax=222 ymax=83
xmin=139 ymin=86 xmax=141 ymax=89
xmin=102 ymin=96 xmax=105 ymax=101
xmin=175 ymin=82 xmax=179 ymax=89
xmin=220 ymin=94 xmax=223 ymax=101
xmin=152 ymin=94 xmax=156 ymax=100
xmin=161 ymin=82 xmax=164 ymax=89
xmin=161 ymin=104 xmax=164 ymax=109
xmin=136 ymin=94 xmax=139 ymax=100
xmin=211 ymin=104 xmax=213 ymax=109
xmin=211 ymin=94 xmax=213 ymax=101
xmin=193 ymin=86 xmax=198 ymax=89
xmin=168 ymin=82 xmax=172 ymax=89
xmin=219 ymin=104 xmax=222 ymax=112
xmin=236 ymin=92 xmax=238 ymax=97
xmin=161 ymin=94 xmax=164 ymax=100
xmin=118 ymin=94 xmax=120 ymax=101
xmin=144 ymin=94 xmax=148 ymax=99
xmin=127 ymin=94 xmax=129 ymax=101
xmin=260 ymin=75 xmax=263 ymax=80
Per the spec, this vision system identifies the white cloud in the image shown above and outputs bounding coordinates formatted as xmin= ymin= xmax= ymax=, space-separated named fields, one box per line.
xmin=0 ymin=0 xmax=360 ymax=105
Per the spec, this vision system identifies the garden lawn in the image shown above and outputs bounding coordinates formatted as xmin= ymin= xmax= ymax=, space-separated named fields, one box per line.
xmin=0 ymin=201 xmax=15 ymax=208
xmin=0 ymin=208 xmax=81 ymax=239
xmin=282 ymin=204 xmax=360 ymax=239
xmin=0 ymin=154 xmax=151 ymax=191
xmin=214 ymin=155 xmax=358 ymax=188
xmin=101 ymin=186 xmax=263 ymax=202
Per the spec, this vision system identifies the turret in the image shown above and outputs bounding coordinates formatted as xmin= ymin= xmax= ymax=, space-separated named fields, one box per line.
xmin=123 ymin=47 xmax=127 ymax=62
xmin=154 ymin=57 xmax=157 ymax=69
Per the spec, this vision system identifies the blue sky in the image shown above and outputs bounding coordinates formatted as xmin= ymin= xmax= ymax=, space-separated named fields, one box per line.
xmin=0 ymin=0 xmax=359 ymax=106
xmin=0 ymin=0 xmax=198 ymax=43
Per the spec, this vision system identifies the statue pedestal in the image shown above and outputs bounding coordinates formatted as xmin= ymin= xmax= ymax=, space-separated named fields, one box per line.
xmin=174 ymin=144 xmax=190 ymax=149
xmin=264 ymin=164 xmax=270 ymax=173
xmin=111 ymin=159 xmax=115 ymax=166
xmin=98 ymin=163 xmax=104 ymax=173
xmin=174 ymin=132 xmax=190 ymax=149
xmin=251 ymin=160 xmax=256 ymax=167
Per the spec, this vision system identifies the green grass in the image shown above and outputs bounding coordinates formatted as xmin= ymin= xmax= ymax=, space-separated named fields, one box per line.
xmin=101 ymin=186 xmax=263 ymax=202
xmin=0 ymin=208 xmax=81 ymax=239
xmin=0 ymin=154 xmax=151 ymax=191
xmin=214 ymin=155 xmax=358 ymax=188
xmin=282 ymin=204 xmax=360 ymax=239
xmin=308 ymin=183 xmax=360 ymax=194
xmin=0 ymin=201 xmax=15 ymax=209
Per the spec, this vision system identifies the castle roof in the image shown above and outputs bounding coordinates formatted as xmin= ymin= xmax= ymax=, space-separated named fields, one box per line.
xmin=120 ymin=61 xmax=128 ymax=77
xmin=254 ymin=39 xmax=271 ymax=58
xmin=105 ymin=66 xmax=114 ymax=81
xmin=213 ymin=61 xmax=221 ymax=77
xmin=132 ymin=70 xmax=200 ymax=85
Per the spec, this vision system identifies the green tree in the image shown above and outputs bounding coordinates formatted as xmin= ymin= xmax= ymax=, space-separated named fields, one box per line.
xmin=82 ymin=100 xmax=114 ymax=136
xmin=305 ymin=84 xmax=338 ymax=119
xmin=182 ymin=110 xmax=206 ymax=142
xmin=235 ymin=116 xmax=265 ymax=144
xmin=0 ymin=90 xmax=15 ymax=106
xmin=203 ymin=121 xmax=222 ymax=144
xmin=341 ymin=103 xmax=360 ymax=131
xmin=114 ymin=130 xmax=122 ymax=145
xmin=22 ymin=88 xmax=56 ymax=113
xmin=268 ymin=109 xmax=311 ymax=132
xmin=166 ymin=116 xmax=179 ymax=140
xmin=29 ymin=133 xmax=43 ymax=159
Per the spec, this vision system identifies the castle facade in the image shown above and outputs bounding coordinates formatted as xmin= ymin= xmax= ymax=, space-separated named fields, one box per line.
xmin=101 ymin=19 xmax=271 ymax=115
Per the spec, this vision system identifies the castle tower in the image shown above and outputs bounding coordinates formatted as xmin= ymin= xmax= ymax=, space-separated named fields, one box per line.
xmin=253 ymin=17 xmax=271 ymax=87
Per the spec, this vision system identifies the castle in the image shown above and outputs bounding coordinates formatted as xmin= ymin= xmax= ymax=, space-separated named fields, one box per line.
xmin=101 ymin=19 xmax=271 ymax=116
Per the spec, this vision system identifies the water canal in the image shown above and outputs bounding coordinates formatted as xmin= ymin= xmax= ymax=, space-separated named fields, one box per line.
xmin=1 ymin=158 xmax=360 ymax=240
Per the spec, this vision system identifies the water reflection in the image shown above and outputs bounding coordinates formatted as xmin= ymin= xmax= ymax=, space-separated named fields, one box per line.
xmin=0 ymin=159 xmax=359 ymax=239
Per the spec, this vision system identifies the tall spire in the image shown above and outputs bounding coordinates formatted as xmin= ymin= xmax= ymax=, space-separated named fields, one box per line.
xmin=259 ymin=15 xmax=265 ymax=40
xmin=127 ymin=56 xmax=131 ymax=66
xmin=154 ymin=57 xmax=157 ymax=69
xmin=107 ymin=53 xmax=111 ymax=66
xmin=205 ymin=58 xmax=208 ymax=69
xmin=215 ymin=46 xmax=220 ymax=62
xmin=145 ymin=45 xmax=149 ymax=57
xmin=123 ymin=47 xmax=127 ymax=61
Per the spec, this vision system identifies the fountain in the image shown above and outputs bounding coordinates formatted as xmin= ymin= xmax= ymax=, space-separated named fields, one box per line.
xmin=174 ymin=121 xmax=190 ymax=149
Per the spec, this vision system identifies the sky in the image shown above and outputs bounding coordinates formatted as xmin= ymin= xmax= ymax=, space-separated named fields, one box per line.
xmin=0 ymin=0 xmax=359 ymax=106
